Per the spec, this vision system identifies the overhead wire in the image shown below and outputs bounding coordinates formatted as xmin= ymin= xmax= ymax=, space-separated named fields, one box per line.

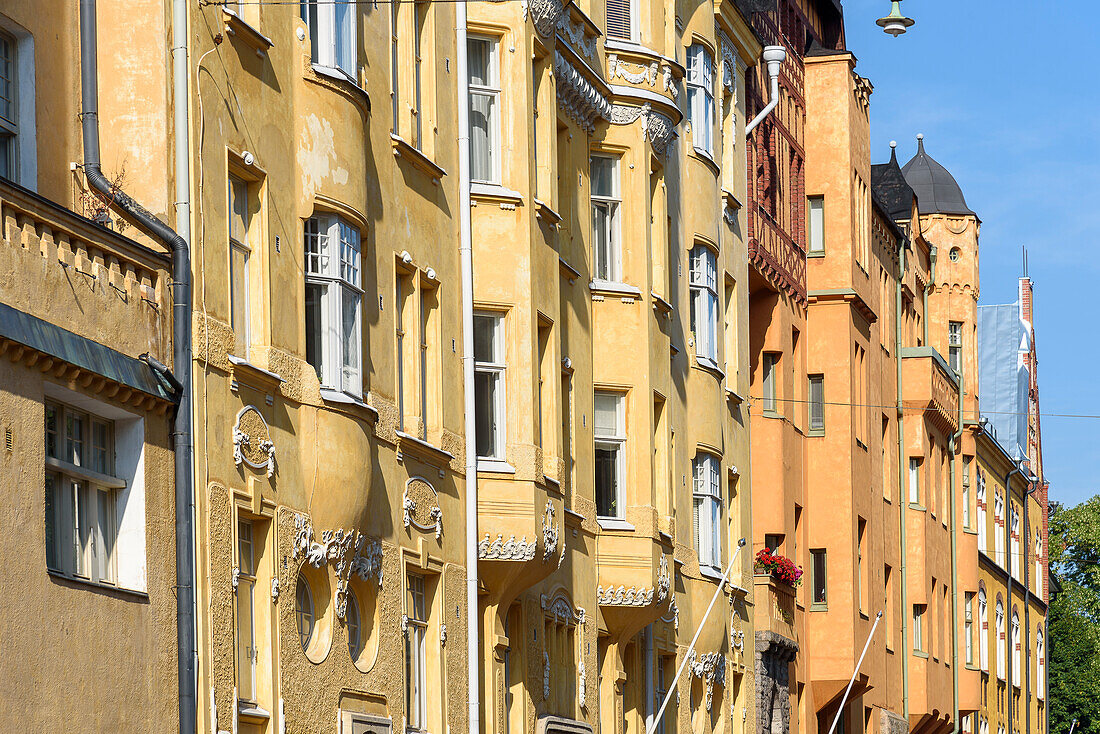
xmin=744 ymin=394 xmax=1100 ymax=421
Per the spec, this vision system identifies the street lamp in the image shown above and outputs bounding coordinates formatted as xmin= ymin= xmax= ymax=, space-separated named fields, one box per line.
xmin=877 ymin=0 xmax=915 ymax=36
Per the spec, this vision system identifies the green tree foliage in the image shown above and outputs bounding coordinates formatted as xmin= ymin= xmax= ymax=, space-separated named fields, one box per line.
xmin=1048 ymin=498 xmax=1100 ymax=734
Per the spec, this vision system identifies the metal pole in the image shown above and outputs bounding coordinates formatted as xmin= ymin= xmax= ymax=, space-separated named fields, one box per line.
xmin=646 ymin=539 xmax=747 ymax=734
xmin=826 ymin=611 xmax=884 ymax=734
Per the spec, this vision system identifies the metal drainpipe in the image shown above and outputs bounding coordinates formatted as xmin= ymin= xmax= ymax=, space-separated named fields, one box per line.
xmin=456 ymin=3 xmax=480 ymax=734
xmin=78 ymin=1 xmax=196 ymax=731
xmin=1004 ymin=463 xmax=1024 ymax=734
xmin=949 ymin=365 xmax=963 ymax=732
xmin=1023 ymin=482 xmax=1037 ymax=734
xmin=896 ymin=234 xmax=909 ymax=720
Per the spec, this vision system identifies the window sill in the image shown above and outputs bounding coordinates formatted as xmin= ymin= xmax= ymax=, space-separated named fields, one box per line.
xmin=596 ymin=517 xmax=635 ymax=532
xmin=46 ymin=455 xmax=127 ymax=489
xmin=308 ymin=63 xmax=371 ymax=114
xmin=229 ymin=355 xmax=284 ymax=396
xmin=391 ymin=134 xmax=447 ymax=183
xmin=320 ymin=388 xmax=379 ymax=419
xmin=559 ymin=257 xmax=581 ymax=282
xmin=909 ymin=503 xmax=925 ymax=511
xmin=761 ymin=410 xmax=782 ymax=420
xmin=690 ymin=148 xmax=721 ymax=176
xmin=589 ymin=280 xmax=642 ymax=300
xmin=535 ymin=198 xmax=562 ymax=225
xmin=808 ymin=430 xmax=825 ymax=437
xmin=396 ymin=430 xmax=454 ymax=467
xmin=470 ymin=182 xmax=523 ymax=208
xmin=722 ymin=187 xmax=743 ymax=211
xmin=477 ymin=458 xmax=516 ymax=475
xmin=47 ymin=568 xmax=149 ymax=599
xmin=222 ymin=8 xmax=274 ymax=56
xmin=725 ymin=386 xmax=745 ymax=405
xmin=238 ymin=702 xmax=271 ymax=723
xmin=699 ymin=565 xmax=724 ymax=584
xmin=651 ymin=291 xmax=673 ymax=316
xmin=807 ymin=250 xmax=825 ymax=259
xmin=693 ymin=355 xmax=725 ymax=380
xmin=913 ymin=650 xmax=929 ymax=659
xmin=810 ymin=603 xmax=827 ymax=612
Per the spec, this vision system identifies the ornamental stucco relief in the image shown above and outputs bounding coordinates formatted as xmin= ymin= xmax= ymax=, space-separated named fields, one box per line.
xmin=403 ymin=476 xmax=444 ymax=539
xmin=292 ymin=514 xmax=384 ymax=620
xmin=478 ymin=533 xmax=538 ymax=561
xmin=554 ymin=51 xmax=613 ymax=133
xmin=232 ymin=405 xmax=276 ymax=477
xmin=526 ymin=0 xmax=598 ymax=60
xmin=608 ymin=103 xmax=677 ymax=157
xmin=689 ymin=651 xmax=727 ymax=711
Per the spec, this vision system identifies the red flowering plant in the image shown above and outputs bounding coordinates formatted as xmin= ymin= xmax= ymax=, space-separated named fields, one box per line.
xmin=754 ymin=547 xmax=804 ymax=587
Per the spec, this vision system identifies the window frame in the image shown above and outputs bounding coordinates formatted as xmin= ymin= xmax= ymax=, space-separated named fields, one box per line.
xmin=949 ymin=321 xmax=962 ymax=374
xmin=300 ymin=0 xmax=357 ymax=79
xmin=808 ymin=195 xmax=825 ymax=254
xmin=909 ymin=457 xmax=922 ymax=505
xmin=692 ymin=453 xmax=722 ymax=571
xmin=236 ymin=518 xmax=259 ymax=703
xmin=295 ymin=576 xmax=315 ymax=651
xmin=0 ymin=30 xmax=16 ymax=181
xmin=229 ymin=175 xmax=252 ymax=359
xmin=808 ymin=374 xmax=825 ymax=434
xmin=686 ymin=44 xmax=716 ymax=158
xmin=44 ymin=400 xmax=120 ymax=587
xmin=468 ymin=35 xmax=501 ymax=184
xmin=405 ymin=573 xmax=429 ymax=732
xmin=304 ymin=213 xmax=363 ymax=397
xmin=689 ymin=245 xmax=719 ymax=367
xmin=810 ymin=548 xmax=827 ymax=608
xmin=605 ymin=0 xmax=635 ymax=41
xmin=594 ymin=391 xmax=626 ymax=519
xmin=762 ymin=352 xmax=779 ymax=415
xmin=913 ymin=604 xmax=925 ymax=652
xmin=474 ymin=312 xmax=507 ymax=461
xmin=590 ymin=154 xmax=622 ymax=284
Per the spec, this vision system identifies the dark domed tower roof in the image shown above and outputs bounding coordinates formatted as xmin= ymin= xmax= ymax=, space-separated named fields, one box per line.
xmin=901 ymin=135 xmax=976 ymax=217
xmin=871 ymin=142 xmax=916 ymax=222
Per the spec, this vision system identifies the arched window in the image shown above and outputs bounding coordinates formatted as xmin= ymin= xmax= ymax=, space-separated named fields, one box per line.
xmin=1035 ymin=539 xmax=1043 ymax=593
xmin=295 ymin=577 xmax=315 ymax=651
xmin=978 ymin=587 xmax=988 ymax=672
xmin=1037 ymin=630 xmax=1045 ymax=699
xmin=995 ymin=597 xmax=1005 ymax=680
xmin=976 ymin=471 xmax=987 ymax=552
xmin=994 ymin=492 xmax=1005 ymax=566
xmin=1010 ymin=508 xmax=1021 ymax=578
xmin=1012 ymin=610 xmax=1021 ymax=686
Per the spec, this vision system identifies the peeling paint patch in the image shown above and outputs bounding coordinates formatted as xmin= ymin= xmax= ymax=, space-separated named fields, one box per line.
xmin=300 ymin=113 xmax=339 ymax=201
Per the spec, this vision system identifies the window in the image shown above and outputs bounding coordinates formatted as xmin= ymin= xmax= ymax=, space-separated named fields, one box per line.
xmin=884 ymin=564 xmax=894 ymax=648
xmin=994 ymin=492 xmax=1006 ymax=565
xmin=390 ymin=0 xmax=400 ymax=131
xmin=1035 ymin=539 xmax=1043 ymax=594
xmin=909 ymin=457 xmax=921 ymax=505
xmin=655 ymin=658 xmax=668 ymax=734
xmin=979 ymin=588 xmax=989 ymax=671
xmin=811 ymin=549 xmax=827 ymax=606
xmin=590 ymin=155 xmax=621 ymax=282
xmin=594 ymin=391 xmax=625 ymax=518
xmin=686 ymin=44 xmax=715 ymax=157
xmin=962 ymin=455 xmax=972 ymax=527
xmin=0 ymin=31 xmax=15 ymax=180
xmin=44 ymin=401 xmax=120 ymax=585
xmin=418 ymin=283 xmax=438 ymax=439
xmin=692 ymin=453 xmax=722 ymax=570
xmin=808 ymin=375 xmax=824 ymax=434
xmin=396 ymin=270 xmax=414 ymax=431
xmin=1010 ymin=508 xmax=1020 ymax=578
xmin=1036 ymin=631 xmax=1045 ymax=699
xmin=229 ymin=176 xmax=251 ymax=358
xmin=996 ymin=598 xmax=1006 ymax=679
xmin=405 ymin=574 xmax=428 ymax=731
xmin=300 ymin=0 xmax=356 ymax=78
xmin=965 ymin=592 xmax=974 ymax=665
xmin=605 ymin=0 xmax=632 ymax=40
xmin=808 ymin=196 xmax=825 ymax=253
xmin=237 ymin=519 xmax=258 ymax=702
xmin=977 ymin=470 xmax=987 ymax=552
xmin=295 ymin=577 xmax=315 ymax=651
xmin=468 ymin=37 xmax=500 ymax=183
xmin=857 ymin=518 xmax=867 ymax=613
xmin=474 ymin=313 xmax=506 ymax=460
xmin=412 ymin=1 xmax=428 ymax=149
xmin=762 ymin=352 xmax=779 ymax=414
xmin=689 ymin=246 xmax=719 ymax=365
xmin=347 ymin=590 xmax=363 ymax=659
xmin=1011 ymin=611 xmax=1020 ymax=686
xmin=913 ymin=604 xmax=925 ymax=652
xmin=949 ymin=321 xmax=962 ymax=374
xmin=304 ymin=214 xmax=362 ymax=396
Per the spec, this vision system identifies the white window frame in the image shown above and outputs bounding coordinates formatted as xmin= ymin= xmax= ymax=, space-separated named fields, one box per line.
xmin=977 ymin=471 xmax=987 ymax=552
xmin=808 ymin=195 xmax=825 ymax=253
xmin=1010 ymin=508 xmax=1020 ymax=578
xmin=474 ymin=312 xmax=507 ymax=462
xmin=689 ymin=245 xmax=719 ymax=367
xmin=909 ymin=457 xmax=921 ymax=505
xmin=811 ymin=549 xmax=827 ymax=606
xmin=594 ymin=391 xmax=626 ymax=519
xmin=686 ymin=44 xmax=715 ymax=158
xmin=808 ymin=374 xmax=825 ymax=434
xmin=949 ymin=321 xmax=962 ymax=374
xmin=468 ymin=36 xmax=501 ymax=184
xmin=913 ymin=604 xmax=924 ymax=652
xmin=304 ymin=213 xmax=363 ymax=397
xmin=762 ymin=352 xmax=778 ymax=414
xmin=1036 ymin=630 xmax=1045 ymax=699
xmin=300 ymin=0 xmax=357 ymax=79
xmin=979 ymin=588 xmax=989 ymax=672
xmin=44 ymin=400 xmax=120 ymax=586
xmin=1011 ymin=611 xmax=1020 ymax=687
xmin=994 ymin=492 xmax=1005 ymax=565
xmin=406 ymin=574 xmax=428 ymax=732
xmin=236 ymin=518 xmax=258 ymax=703
xmin=229 ymin=176 xmax=251 ymax=359
xmin=0 ymin=20 xmax=34 ymax=188
xmin=605 ymin=0 xmax=635 ymax=41
xmin=590 ymin=155 xmax=621 ymax=284
xmin=692 ymin=453 xmax=722 ymax=571
xmin=964 ymin=591 xmax=974 ymax=665
xmin=996 ymin=599 xmax=1006 ymax=680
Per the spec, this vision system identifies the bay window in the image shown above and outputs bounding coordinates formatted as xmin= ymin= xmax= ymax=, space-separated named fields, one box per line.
xmin=686 ymin=44 xmax=715 ymax=157
xmin=594 ymin=391 xmax=625 ymax=518
xmin=591 ymin=155 xmax=621 ymax=282
xmin=468 ymin=36 xmax=500 ymax=183
xmin=300 ymin=0 xmax=357 ymax=78
xmin=304 ymin=214 xmax=362 ymax=397
xmin=689 ymin=245 xmax=719 ymax=366
xmin=692 ymin=453 xmax=722 ymax=570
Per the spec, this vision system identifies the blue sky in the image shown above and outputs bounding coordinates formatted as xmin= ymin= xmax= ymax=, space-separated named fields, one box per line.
xmin=843 ymin=0 xmax=1097 ymax=506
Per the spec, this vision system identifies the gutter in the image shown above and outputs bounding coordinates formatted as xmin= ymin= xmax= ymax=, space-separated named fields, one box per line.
xmin=1023 ymin=480 xmax=1037 ymax=734
xmin=78 ymin=1 xmax=196 ymax=731
xmin=456 ymin=7 xmax=481 ymax=734
xmin=949 ymin=360 xmax=963 ymax=732
xmin=895 ymin=233 xmax=910 ymax=720
xmin=1003 ymin=462 xmax=1025 ymax=734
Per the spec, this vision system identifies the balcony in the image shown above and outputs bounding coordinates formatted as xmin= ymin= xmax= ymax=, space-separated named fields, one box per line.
xmin=900 ymin=347 xmax=960 ymax=433
xmin=753 ymin=574 xmax=798 ymax=645
xmin=595 ymin=522 xmax=671 ymax=637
